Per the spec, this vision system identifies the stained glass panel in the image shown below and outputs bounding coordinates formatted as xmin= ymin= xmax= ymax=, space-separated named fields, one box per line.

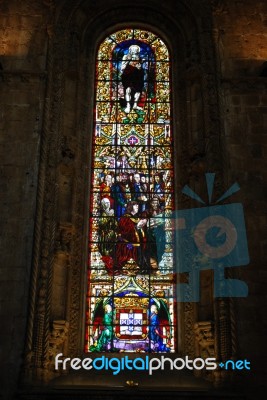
xmin=86 ymin=29 xmax=176 ymax=353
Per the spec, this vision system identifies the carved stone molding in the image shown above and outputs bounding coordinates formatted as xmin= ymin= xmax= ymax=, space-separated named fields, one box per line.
xmin=55 ymin=223 xmax=75 ymax=255
xmin=43 ymin=0 xmax=55 ymax=9
xmin=194 ymin=321 xmax=215 ymax=380
xmin=0 ymin=70 xmax=47 ymax=83
xmin=184 ymin=303 xmax=196 ymax=358
xmin=210 ymin=0 xmax=228 ymax=15
xmin=42 ymin=320 xmax=69 ymax=381
xmin=194 ymin=321 xmax=215 ymax=358
xmin=221 ymin=77 xmax=267 ymax=91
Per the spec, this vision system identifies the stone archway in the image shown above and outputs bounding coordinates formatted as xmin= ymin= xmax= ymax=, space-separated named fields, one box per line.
xmin=22 ymin=0 xmax=234 ymax=390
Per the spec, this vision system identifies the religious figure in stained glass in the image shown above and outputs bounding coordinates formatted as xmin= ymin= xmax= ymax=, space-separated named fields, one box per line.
xmin=90 ymin=304 xmax=113 ymax=352
xmin=120 ymin=44 xmax=144 ymax=113
xmin=86 ymin=29 xmax=176 ymax=353
xmin=149 ymin=304 xmax=171 ymax=352
xmin=115 ymin=201 xmax=149 ymax=275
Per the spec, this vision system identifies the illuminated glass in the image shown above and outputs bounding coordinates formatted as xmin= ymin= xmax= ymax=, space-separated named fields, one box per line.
xmin=86 ymin=29 xmax=176 ymax=353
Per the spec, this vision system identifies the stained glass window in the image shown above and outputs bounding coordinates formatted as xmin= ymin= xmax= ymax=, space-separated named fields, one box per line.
xmin=85 ymin=29 xmax=176 ymax=353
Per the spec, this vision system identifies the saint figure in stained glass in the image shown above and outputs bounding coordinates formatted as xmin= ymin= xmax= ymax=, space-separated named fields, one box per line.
xmin=112 ymin=39 xmax=156 ymax=122
xmin=115 ymin=201 xmax=149 ymax=275
xmin=120 ymin=44 xmax=145 ymax=113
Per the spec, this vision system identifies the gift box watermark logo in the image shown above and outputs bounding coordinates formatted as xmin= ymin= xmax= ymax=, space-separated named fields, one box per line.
xmin=157 ymin=173 xmax=250 ymax=301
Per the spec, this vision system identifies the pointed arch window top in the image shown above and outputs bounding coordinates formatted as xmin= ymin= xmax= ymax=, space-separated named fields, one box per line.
xmin=98 ymin=29 xmax=169 ymax=61
xmin=96 ymin=29 xmax=170 ymax=126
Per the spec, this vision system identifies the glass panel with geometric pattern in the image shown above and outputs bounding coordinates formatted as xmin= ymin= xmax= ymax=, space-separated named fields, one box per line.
xmin=85 ymin=29 xmax=176 ymax=353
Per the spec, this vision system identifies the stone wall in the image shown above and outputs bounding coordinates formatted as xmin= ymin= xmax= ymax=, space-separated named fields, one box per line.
xmin=0 ymin=1 xmax=48 ymax=398
xmin=214 ymin=0 xmax=267 ymax=393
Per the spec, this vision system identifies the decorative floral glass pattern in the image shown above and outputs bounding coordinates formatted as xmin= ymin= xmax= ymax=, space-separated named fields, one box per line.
xmin=86 ymin=29 xmax=176 ymax=353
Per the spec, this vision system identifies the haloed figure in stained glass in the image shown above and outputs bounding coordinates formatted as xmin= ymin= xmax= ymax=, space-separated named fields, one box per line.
xmin=121 ymin=45 xmax=144 ymax=114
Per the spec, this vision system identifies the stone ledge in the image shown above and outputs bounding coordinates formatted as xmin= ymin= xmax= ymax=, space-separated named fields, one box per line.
xmin=0 ymin=70 xmax=47 ymax=83
xmin=15 ymin=387 xmax=246 ymax=400
xmin=221 ymin=78 xmax=267 ymax=90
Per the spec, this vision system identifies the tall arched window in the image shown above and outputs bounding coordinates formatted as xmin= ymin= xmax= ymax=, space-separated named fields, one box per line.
xmin=85 ymin=29 xmax=176 ymax=353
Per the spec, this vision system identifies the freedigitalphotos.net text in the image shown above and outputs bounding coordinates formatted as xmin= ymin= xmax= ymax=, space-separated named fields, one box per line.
xmin=55 ymin=353 xmax=217 ymax=375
